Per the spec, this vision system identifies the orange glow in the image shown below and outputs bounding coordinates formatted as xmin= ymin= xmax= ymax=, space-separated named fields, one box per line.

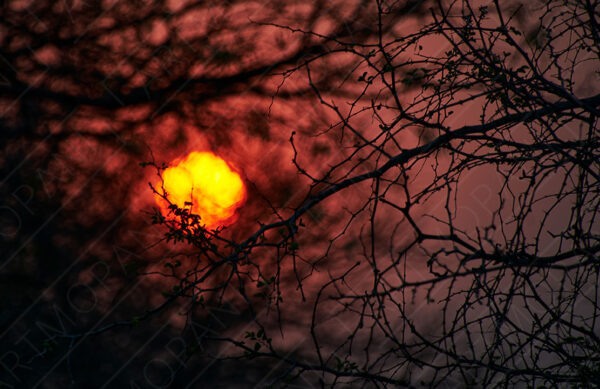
xmin=155 ymin=151 xmax=246 ymax=229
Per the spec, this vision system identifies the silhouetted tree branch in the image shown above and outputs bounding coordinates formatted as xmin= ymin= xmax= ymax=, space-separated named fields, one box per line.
xmin=2 ymin=0 xmax=599 ymax=387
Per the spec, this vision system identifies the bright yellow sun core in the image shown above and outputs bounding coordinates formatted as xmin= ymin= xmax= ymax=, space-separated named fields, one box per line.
xmin=155 ymin=151 xmax=245 ymax=229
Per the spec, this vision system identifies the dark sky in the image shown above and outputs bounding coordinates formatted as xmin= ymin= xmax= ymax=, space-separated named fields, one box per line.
xmin=1 ymin=0 xmax=599 ymax=388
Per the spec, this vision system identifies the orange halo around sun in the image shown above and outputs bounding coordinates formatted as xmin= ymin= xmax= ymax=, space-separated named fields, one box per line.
xmin=155 ymin=151 xmax=246 ymax=229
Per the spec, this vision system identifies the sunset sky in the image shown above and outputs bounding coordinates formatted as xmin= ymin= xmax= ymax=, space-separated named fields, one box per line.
xmin=1 ymin=0 xmax=599 ymax=387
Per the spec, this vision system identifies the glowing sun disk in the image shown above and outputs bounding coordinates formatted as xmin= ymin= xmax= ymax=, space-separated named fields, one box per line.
xmin=155 ymin=151 xmax=245 ymax=228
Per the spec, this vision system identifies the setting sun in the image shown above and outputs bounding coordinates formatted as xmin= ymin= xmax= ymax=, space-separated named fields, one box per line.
xmin=155 ymin=151 xmax=246 ymax=229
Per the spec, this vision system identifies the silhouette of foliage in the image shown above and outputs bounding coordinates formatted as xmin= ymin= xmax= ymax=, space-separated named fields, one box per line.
xmin=1 ymin=0 xmax=599 ymax=387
